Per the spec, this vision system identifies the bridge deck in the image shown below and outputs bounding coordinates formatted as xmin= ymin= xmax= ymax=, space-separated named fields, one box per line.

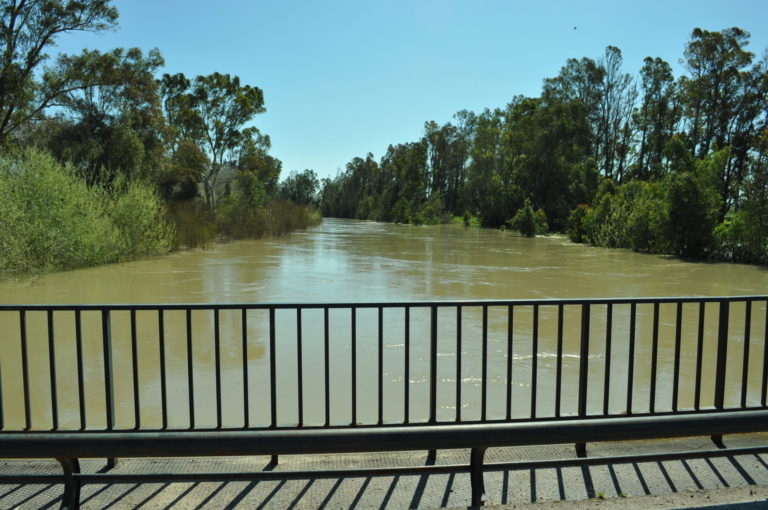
xmin=2 ymin=433 xmax=767 ymax=509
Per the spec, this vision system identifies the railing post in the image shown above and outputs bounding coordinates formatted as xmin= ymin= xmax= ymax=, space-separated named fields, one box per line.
xmin=470 ymin=447 xmax=487 ymax=507
xmin=712 ymin=300 xmax=730 ymax=448
xmin=0 ymin=358 xmax=3 ymax=430
xmin=101 ymin=310 xmax=117 ymax=469
xmin=56 ymin=457 xmax=81 ymax=510
xmin=428 ymin=305 xmax=438 ymax=462
xmin=576 ymin=303 xmax=590 ymax=457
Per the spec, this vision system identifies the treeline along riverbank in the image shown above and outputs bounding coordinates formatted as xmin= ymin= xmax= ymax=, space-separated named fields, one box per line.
xmin=320 ymin=27 xmax=768 ymax=265
xmin=0 ymin=1 xmax=320 ymax=276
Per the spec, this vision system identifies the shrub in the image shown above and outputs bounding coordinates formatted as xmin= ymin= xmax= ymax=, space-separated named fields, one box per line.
xmin=109 ymin=177 xmax=174 ymax=259
xmin=509 ymin=199 xmax=547 ymax=236
xmin=0 ymin=149 xmax=173 ymax=274
xmin=567 ymin=205 xmax=590 ymax=243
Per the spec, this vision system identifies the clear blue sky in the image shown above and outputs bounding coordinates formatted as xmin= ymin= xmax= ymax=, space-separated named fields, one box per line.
xmin=52 ymin=0 xmax=768 ymax=180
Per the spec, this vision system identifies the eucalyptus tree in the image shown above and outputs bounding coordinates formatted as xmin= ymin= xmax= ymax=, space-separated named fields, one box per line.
xmin=160 ymin=72 xmax=266 ymax=209
xmin=0 ymin=0 xmax=118 ymax=144
xmin=679 ymin=27 xmax=768 ymax=217
xmin=634 ymin=57 xmax=678 ymax=180
xmin=43 ymin=47 xmax=166 ymax=185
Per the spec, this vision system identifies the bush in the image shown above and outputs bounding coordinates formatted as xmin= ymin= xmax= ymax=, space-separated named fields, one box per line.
xmin=567 ymin=205 xmax=590 ymax=243
xmin=509 ymin=199 xmax=547 ymax=236
xmin=109 ymin=177 xmax=174 ymax=259
xmin=0 ymin=149 xmax=173 ymax=274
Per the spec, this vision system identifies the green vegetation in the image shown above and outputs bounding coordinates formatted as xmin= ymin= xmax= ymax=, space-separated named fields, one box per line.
xmin=320 ymin=28 xmax=768 ymax=264
xmin=0 ymin=1 xmax=320 ymax=275
xmin=0 ymin=150 xmax=172 ymax=273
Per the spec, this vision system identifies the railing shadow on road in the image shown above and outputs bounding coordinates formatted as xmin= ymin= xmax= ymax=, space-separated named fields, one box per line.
xmin=2 ymin=451 xmax=766 ymax=510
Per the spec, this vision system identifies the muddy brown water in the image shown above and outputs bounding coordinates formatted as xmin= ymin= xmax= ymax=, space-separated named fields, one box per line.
xmin=0 ymin=218 xmax=766 ymax=429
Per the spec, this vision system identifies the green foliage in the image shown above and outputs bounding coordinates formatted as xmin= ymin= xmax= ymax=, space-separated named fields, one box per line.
xmin=0 ymin=0 xmax=119 ymax=144
xmin=217 ymin=171 xmax=320 ymax=239
xmin=108 ymin=177 xmax=174 ymax=258
xmin=452 ymin=211 xmax=481 ymax=227
xmin=567 ymin=205 xmax=591 ymax=243
xmin=279 ymin=169 xmax=319 ymax=206
xmin=0 ymin=149 xmax=172 ymax=274
xmin=665 ymin=171 xmax=719 ymax=258
xmin=160 ymin=71 xmax=266 ymax=208
xmin=509 ymin=200 xmax=548 ymax=236
xmin=166 ymin=200 xmax=216 ymax=249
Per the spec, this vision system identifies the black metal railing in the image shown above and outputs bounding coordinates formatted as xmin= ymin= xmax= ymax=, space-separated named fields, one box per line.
xmin=1 ymin=296 xmax=767 ymax=433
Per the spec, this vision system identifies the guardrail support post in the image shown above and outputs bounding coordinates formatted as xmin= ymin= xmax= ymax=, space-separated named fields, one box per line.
xmin=428 ymin=306 xmax=438 ymax=465
xmin=470 ymin=447 xmax=487 ymax=507
xmin=576 ymin=304 xmax=590 ymax=457
xmin=101 ymin=310 xmax=117 ymax=469
xmin=56 ymin=457 xmax=81 ymax=510
xmin=712 ymin=301 xmax=730 ymax=448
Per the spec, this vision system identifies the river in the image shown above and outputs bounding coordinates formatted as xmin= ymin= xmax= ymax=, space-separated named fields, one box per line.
xmin=1 ymin=218 xmax=766 ymax=429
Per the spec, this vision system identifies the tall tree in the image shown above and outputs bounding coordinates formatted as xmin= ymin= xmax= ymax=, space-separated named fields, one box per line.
xmin=680 ymin=27 xmax=768 ymax=217
xmin=0 ymin=0 xmax=118 ymax=143
xmin=41 ymin=47 xmax=166 ymax=184
xmin=633 ymin=57 xmax=678 ymax=180
xmin=160 ymin=72 xmax=266 ymax=208
xmin=596 ymin=46 xmax=636 ymax=182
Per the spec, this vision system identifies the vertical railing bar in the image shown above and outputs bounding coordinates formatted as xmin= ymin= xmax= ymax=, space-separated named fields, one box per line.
xmin=576 ymin=303 xmax=591 ymax=457
xmin=578 ymin=304 xmax=590 ymax=418
xmin=762 ymin=300 xmax=768 ymax=407
xmin=378 ymin=306 xmax=384 ymax=425
xmin=404 ymin=306 xmax=410 ymax=424
xmin=481 ymin=305 xmax=488 ymax=422
xmin=627 ymin=303 xmax=637 ymax=415
xmin=456 ymin=306 xmax=462 ymax=423
xmin=158 ymin=309 xmax=167 ymax=430
xmin=47 ymin=310 xmax=58 ymax=430
xmin=186 ymin=309 xmax=195 ymax=429
xmin=505 ymin=305 xmax=513 ymax=421
xmin=530 ymin=305 xmax=539 ymax=419
xmin=351 ymin=307 xmax=357 ymax=426
xmin=269 ymin=307 xmax=277 ymax=428
xmin=214 ymin=308 xmax=222 ymax=429
xmin=20 ymin=310 xmax=31 ymax=431
xmin=672 ymin=302 xmax=683 ymax=412
xmin=741 ymin=301 xmax=752 ymax=408
xmin=695 ymin=302 xmax=705 ymax=410
xmin=602 ymin=303 xmax=613 ymax=416
xmin=0 ymin=358 xmax=3 ymax=430
xmin=324 ymin=307 xmax=330 ymax=427
xmin=555 ymin=304 xmax=564 ymax=418
xmin=297 ymin=308 xmax=304 ymax=427
xmin=101 ymin=310 xmax=114 ymax=431
xmin=130 ymin=310 xmax=140 ymax=430
xmin=429 ymin=305 xmax=438 ymax=424
xmin=242 ymin=308 xmax=249 ymax=429
xmin=649 ymin=302 xmax=660 ymax=414
xmin=75 ymin=310 xmax=86 ymax=431
xmin=714 ymin=301 xmax=730 ymax=411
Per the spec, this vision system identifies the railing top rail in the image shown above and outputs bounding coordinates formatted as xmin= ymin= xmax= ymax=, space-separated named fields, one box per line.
xmin=0 ymin=295 xmax=766 ymax=311
xmin=2 ymin=410 xmax=767 ymax=458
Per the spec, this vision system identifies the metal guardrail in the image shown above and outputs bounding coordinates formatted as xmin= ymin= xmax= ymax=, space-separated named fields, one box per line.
xmin=1 ymin=296 xmax=767 ymax=431
xmin=1 ymin=296 xmax=767 ymax=508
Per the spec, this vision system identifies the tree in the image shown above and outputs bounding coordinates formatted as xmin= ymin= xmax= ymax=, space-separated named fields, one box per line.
xmin=237 ymin=135 xmax=281 ymax=196
xmin=279 ymin=169 xmax=319 ymax=206
xmin=160 ymin=72 xmax=266 ymax=209
xmin=595 ymin=46 xmax=636 ymax=182
xmin=633 ymin=57 xmax=678 ymax=180
xmin=40 ymin=47 xmax=166 ymax=185
xmin=0 ymin=0 xmax=119 ymax=144
xmin=679 ymin=28 xmax=768 ymax=218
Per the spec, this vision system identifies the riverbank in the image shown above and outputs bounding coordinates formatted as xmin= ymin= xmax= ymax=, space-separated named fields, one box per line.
xmin=0 ymin=150 xmax=320 ymax=277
